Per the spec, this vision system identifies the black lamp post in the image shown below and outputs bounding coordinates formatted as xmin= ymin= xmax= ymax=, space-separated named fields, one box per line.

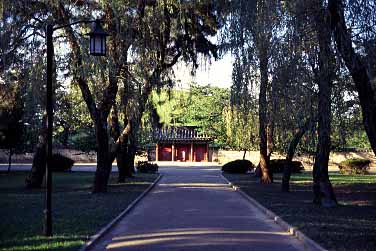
xmin=44 ymin=19 xmax=108 ymax=237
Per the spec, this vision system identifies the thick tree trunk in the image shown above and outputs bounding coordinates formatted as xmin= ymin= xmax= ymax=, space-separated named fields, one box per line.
xmin=267 ymin=123 xmax=274 ymax=160
xmin=312 ymin=4 xmax=337 ymax=207
xmin=258 ymin=44 xmax=272 ymax=184
xmin=282 ymin=117 xmax=316 ymax=192
xmin=125 ymin=144 xmax=136 ymax=175
xmin=117 ymin=119 xmax=134 ymax=182
xmin=127 ymin=126 xmax=138 ymax=174
xmin=58 ymin=3 xmax=121 ymax=193
xmin=108 ymin=104 xmax=121 ymax=171
xmin=328 ymin=0 xmax=376 ymax=156
xmin=117 ymin=141 xmax=133 ymax=182
xmin=267 ymin=78 xmax=277 ymax=160
xmin=92 ymin=117 xmax=112 ymax=193
xmin=25 ymin=124 xmax=47 ymax=188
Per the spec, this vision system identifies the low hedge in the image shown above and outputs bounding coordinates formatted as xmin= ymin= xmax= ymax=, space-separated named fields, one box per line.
xmin=137 ymin=161 xmax=159 ymax=173
xmin=222 ymin=159 xmax=255 ymax=174
xmin=338 ymin=158 xmax=370 ymax=175
xmin=269 ymin=159 xmax=304 ymax=173
xmin=255 ymin=159 xmax=304 ymax=176
xmin=50 ymin=153 xmax=74 ymax=172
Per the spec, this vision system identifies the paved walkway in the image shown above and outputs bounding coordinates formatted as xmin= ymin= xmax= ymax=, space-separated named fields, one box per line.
xmin=89 ymin=166 xmax=311 ymax=251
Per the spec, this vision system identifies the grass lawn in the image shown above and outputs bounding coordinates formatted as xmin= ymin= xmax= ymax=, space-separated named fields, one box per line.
xmin=0 ymin=171 xmax=158 ymax=251
xmin=223 ymin=172 xmax=376 ymax=251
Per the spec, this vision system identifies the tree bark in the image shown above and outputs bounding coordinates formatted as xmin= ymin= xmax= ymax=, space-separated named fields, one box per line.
xmin=92 ymin=115 xmax=112 ymax=193
xmin=254 ymin=0 xmax=273 ymax=184
xmin=258 ymin=43 xmax=273 ymax=184
xmin=117 ymin=120 xmax=134 ymax=182
xmin=267 ymin=78 xmax=277 ymax=160
xmin=108 ymin=116 xmax=133 ymax=183
xmin=127 ymin=121 xmax=139 ymax=174
xmin=114 ymin=4 xmax=182 ymax=180
xmin=328 ymin=0 xmax=376 ymax=156
xmin=312 ymin=3 xmax=337 ymax=207
xmin=25 ymin=120 xmax=47 ymax=188
xmin=57 ymin=3 xmax=121 ymax=193
xmin=281 ymin=116 xmax=316 ymax=192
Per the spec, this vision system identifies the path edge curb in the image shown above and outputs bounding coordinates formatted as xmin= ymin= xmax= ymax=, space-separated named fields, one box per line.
xmin=79 ymin=173 xmax=162 ymax=251
xmin=221 ymin=174 xmax=327 ymax=251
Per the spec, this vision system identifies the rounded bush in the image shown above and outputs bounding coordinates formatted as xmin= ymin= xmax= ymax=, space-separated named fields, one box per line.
xmin=269 ymin=159 xmax=304 ymax=173
xmin=137 ymin=161 xmax=159 ymax=173
xmin=51 ymin=153 xmax=75 ymax=172
xmin=222 ymin=159 xmax=255 ymax=174
xmin=338 ymin=158 xmax=370 ymax=175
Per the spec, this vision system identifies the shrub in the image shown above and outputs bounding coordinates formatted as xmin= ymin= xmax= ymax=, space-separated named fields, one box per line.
xmin=255 ymin=160 xmax=304 ymax=175
xmin=137 ymin=161 xmax=159 ymax=173
xmin=338 ymin=158 xmax=370 ymax=175
xmin=50 ymin=153 xmax=75 ymax=172
xmin=269 ymin=159 xmax=304 ymax=173
xmin=222 ymin=159 xmax=255 ymax=174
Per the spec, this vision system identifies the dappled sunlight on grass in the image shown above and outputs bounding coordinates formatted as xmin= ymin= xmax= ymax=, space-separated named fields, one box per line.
xmin=288 ymin=172 xmax=376 ymax=184
xmin=0 ymin=235 xmax=86 ymax=251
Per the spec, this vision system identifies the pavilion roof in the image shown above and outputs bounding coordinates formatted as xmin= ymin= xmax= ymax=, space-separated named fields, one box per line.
xmin=154 ymin=126 xmax=213 ymax=143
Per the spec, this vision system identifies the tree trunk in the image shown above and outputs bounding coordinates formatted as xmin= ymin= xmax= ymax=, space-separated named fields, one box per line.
xmin=57 ymin=3 xmax=121 ymax=193
xmin=117 ymin=142 xmax=132 ymax=182
xmin=267 ymin=122 xmax=274 ymax=160
xmin=92 ymin=117 xmax=112 ymax=193
xmin=243 ymin=149 xmax=247 ymax=160
xmin=127 ymin=126 xmax=138 ymax=174
xmin=108 ymin=104 xmax=123 ymax=180
xmin=258 ymin=44 xmax=272 ymax=184
xmin=282 ymin=116 xmax=316 ymax=192
xmin=312 ymin=4 xmax=337 ymax=207
xmin=328 ymin=0 xmax=376 ymax=156
xmin=25 ymin=119 xmax=47 ymax=188
xmin=267 ymin=78 xmax=277 ymax=160
xmin=125 ymin=144 xmax=136 ymax=175
xmin=117 ymin=119 xmax=134 ymax=182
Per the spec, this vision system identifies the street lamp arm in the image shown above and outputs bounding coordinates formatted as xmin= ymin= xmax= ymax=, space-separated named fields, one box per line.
xmin=53 ymin=19 xmax=97 ymax=31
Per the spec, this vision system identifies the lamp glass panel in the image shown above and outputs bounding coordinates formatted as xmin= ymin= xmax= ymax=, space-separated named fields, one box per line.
xmin=90 ymin=36 xmax=95 ymax=54
xmin=95 ymin=36 xmax=103 ymax=54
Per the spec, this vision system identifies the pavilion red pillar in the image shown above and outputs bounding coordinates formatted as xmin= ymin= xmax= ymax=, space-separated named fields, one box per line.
xmin=172 ymin=144 xmax=175 ymax=162
xmin=190 ymin=143 xmax=193 ymax=162
xmin=205 ymin=143 xmax=209 ymax=162
xmin=155 ymin=144 xmax=159 ymax=161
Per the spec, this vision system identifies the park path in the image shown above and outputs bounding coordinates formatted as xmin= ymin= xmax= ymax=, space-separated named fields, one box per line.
xmin=89 ymin=166 xmax=311 ymax=251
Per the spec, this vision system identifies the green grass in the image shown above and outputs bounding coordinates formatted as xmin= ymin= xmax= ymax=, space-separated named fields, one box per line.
xmin=0 ymin=171 xmax=158 ymax=251
xmin=289 ymin=172 xmax=376 ymax=184
xmin=224 ymin=172 xmax=376 ymax=251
